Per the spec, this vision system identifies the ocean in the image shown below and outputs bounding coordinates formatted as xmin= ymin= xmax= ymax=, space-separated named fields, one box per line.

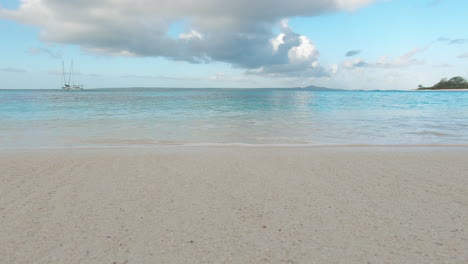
xmin=1 ymin=88 xmax=468 ymax=148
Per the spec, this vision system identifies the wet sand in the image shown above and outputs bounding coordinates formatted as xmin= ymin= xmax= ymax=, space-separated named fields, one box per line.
xmin=1 ymin=147 xmax=467 ymax=263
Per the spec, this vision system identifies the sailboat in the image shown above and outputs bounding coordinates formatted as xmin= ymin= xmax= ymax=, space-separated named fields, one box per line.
xmin=62 ymin=60 xmax=83 ymax=90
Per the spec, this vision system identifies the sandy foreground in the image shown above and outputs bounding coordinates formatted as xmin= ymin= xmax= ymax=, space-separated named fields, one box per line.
xmin=1 ymin=147 xmax=467 ymax=263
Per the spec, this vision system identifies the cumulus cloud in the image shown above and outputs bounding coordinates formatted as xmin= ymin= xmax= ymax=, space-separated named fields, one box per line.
xmin=343 ymin=47 xmax=427 ymax=69
xmin=0 ymin=0 xmax=379 ymax=76
xmin=247 ymin=20 xmax=327 ymax=77
xmin=345 ymin=50 xmax=361 ymax=56
xmin=245 ymin=20 xmax=339 ymax=78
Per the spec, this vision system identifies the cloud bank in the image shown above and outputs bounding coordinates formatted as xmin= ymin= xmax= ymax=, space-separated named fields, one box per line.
xmin=0 ymin=0 xmax=378 ymax=77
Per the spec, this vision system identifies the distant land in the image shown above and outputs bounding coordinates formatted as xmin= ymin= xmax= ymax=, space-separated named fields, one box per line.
xmin=417 ymin=76 xmax=468 ymax=90
xmin=301 ymin=85 xmax=343 ymax=91
xmin=89 ymin=86 xmax=345 ymax=91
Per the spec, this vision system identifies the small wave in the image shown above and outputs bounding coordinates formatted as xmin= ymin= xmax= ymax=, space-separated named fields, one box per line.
xmin=407 ymin=131 xmax=454 ymax=137
xmin=3 ymin=143 xmax=468 ymax=150
xmin=84 ymin=138 xmax=158 ymax=145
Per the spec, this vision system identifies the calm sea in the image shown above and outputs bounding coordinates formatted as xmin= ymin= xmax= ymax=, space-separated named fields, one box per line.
xmin=1 ymin=88 xmax=468 ymax=148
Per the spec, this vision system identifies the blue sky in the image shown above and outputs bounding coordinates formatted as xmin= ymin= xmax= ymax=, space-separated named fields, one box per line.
xmin=0 ymin=0 xmax=467 ymax=89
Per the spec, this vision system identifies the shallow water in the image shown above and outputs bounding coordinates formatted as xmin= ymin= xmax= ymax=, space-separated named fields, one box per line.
xmin=1 ymin=88 xmax=468 ymax=148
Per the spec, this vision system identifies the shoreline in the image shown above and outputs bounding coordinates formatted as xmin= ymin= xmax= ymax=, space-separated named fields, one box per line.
xmin=1 ymin=147 xmax=467 ymax=263
xmin=414 ymin=88 xmax=468 ymax=91
xmin=2 ymin=143 xmax=468 ymax=151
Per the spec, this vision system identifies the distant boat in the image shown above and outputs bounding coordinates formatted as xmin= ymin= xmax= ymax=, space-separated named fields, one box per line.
xmin=62 ymin=60 xmax=83 ymax=90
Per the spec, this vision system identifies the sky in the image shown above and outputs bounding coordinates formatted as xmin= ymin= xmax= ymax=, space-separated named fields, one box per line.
xmin=0 ymin=0 xmax=467 ymax=90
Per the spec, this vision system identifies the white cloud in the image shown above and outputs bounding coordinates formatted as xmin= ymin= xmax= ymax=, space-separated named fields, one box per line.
xmin=330 ymin=64 xmax=339 ymax=74
xmin=0 ymin=0 xmax=380 ymax=77
xmin=458 ymin=53 xmax=468 ymax=59
xmin=378 ymin=47 xmax=427 ymax=67
xmin=248 ymin=25 xmax=331 ymax=78
xmin=336 ymin=0 xmax=377 ymax=10
xmin=271 ymin=33 xmax=285 ymax=53
xmin=179 ymin=30 xmax=203 ymax=40
xmin=342 ymin=47 xmax=427 ymax=69
xmin=288 ymin=36 xmax=319 ymax=63
xmin=342 ymin=58 xmax=368 ymax=68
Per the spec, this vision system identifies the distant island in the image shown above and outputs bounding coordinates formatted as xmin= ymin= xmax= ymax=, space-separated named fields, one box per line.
xmin=302 ymin=85 xmax=342 ymax=91
xmin=417 ymin=76 xmax=468 ymax=90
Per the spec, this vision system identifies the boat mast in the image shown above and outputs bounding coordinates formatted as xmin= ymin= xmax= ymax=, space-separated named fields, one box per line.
xmin=71 ymin=60 xmax=75 ymax=86
xmin=62 ymin=60 xmax=66 ymax=86
xmin=68 ymin=60 xmax=72 ymax=86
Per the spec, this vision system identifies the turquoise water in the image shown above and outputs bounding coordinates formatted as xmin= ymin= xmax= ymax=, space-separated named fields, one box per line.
xmin=1 ymin=88 xmax=468 ymax=148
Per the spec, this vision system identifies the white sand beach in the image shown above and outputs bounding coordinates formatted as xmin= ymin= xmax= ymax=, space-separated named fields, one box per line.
xmin=1 ymin=147 xmax=467 ymax=263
